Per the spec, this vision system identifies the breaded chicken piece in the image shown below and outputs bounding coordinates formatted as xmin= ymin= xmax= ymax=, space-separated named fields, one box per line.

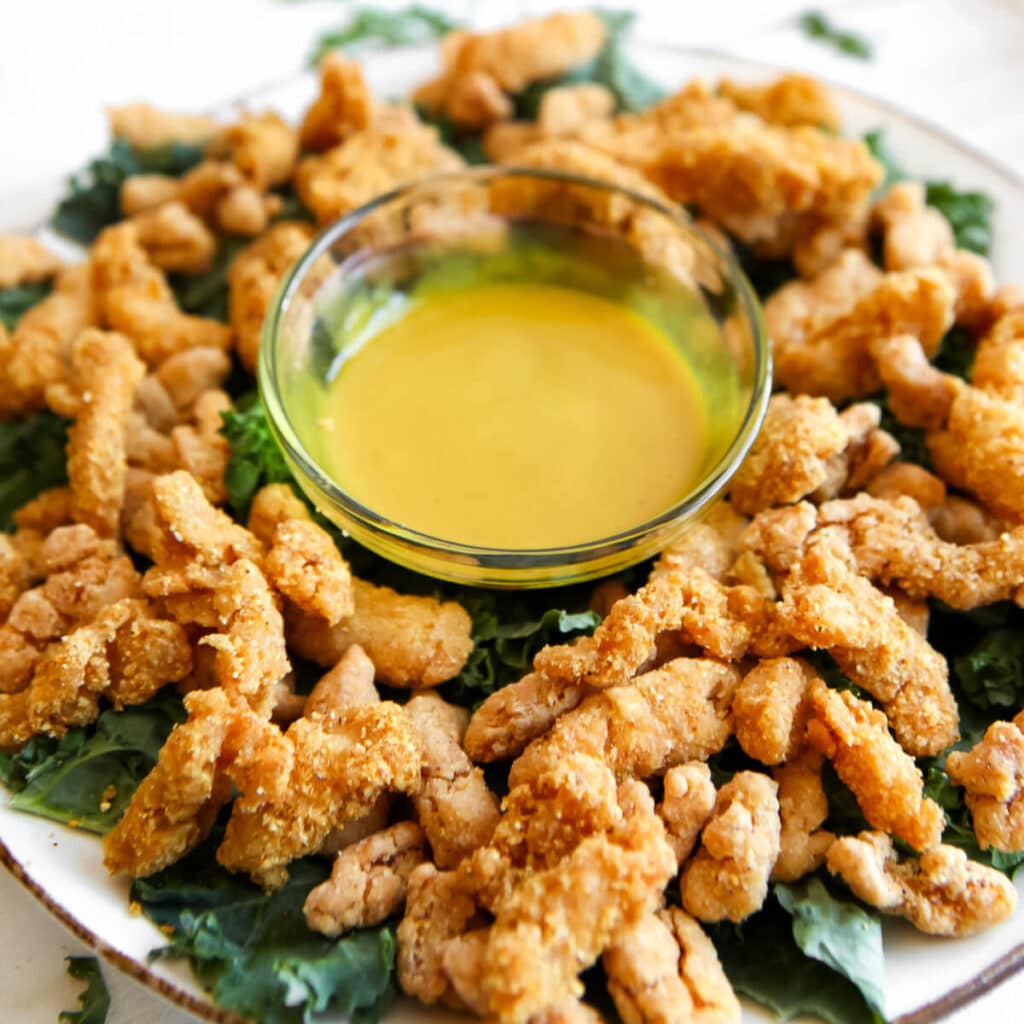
xmin=604 ymin=909 xmax=740 ymax=1024
xmin=946 ymin=712 xmax=1024 ymax=853
xmin=286 ymin=577 xmax=473 ymax=688
xmin=1 ymin=264 xmax=95 ymax=418
xmin=733 ymin=658 xmax=814 ymax=766
xmin=538 ymin=84 xmax=616 ymax=136
xmin=209 ymin=111 xmax=298 ymax=190
xmin=806 ymin=680 xmax=944 ymax=850
xmin=509 ymin=658 xmax=739 ymax=787
xmin=730 ymin=394 xmax=848 ymax=515
xmin=138 ymin=346 xmax=231 ymax=431
xmin=657 ymin=762 xmax=717 ymax=866
xmin=527 ymin=1000 xmax=605 ymax=1024
xmin=718 ymin=73 xmax=838 ymax=131
xmin=107 ymin=102 xmax=216 ymax=149
xmin=130 ymin=200 xmax=217 ymax=275
xmin=813 ymin=402 xmax=899 ymax=500
xmin=227 ymin=221 xmax=315 ymax=371
xmin=972 ymin=306 xmax=1024 ymax=403
xmin=648 ymin=503 xmax=749 ymax=584
xmin=265 ymin=519 xmax=354 ymax=626
xmin=0 ymin=236 xmax=61 ymax=289
xmin=771 ymin=750 xmax=835 ymax=883
xmin=218 ymin=700 xmax=421 ymax=887
xmin=398 ymin=863 xmax=481 ymax=1007
xmin=169 ymin=389 xmax=232 ymax=505
xmin=745 ymin=494 xmax=1024 ymax=610
xmin=479 ymin=781 xmax=676 ymax=1024
xmin=406 ymin=691 xmax=500 ymax=868
xmin=780 ymin=538 xmax=958 ymax=756
xmin=0 ymin=536 xmax=31 ymax=624
xmin=305 ymin=643 xmax=379 ymax=723
xmin=247 ymin=482 xmax=312 ymax=545
xmin=0 ymin=596 xmax=191 ymax=749
xmin=89 ymin=222 xmax=231 ymax=365
xmin=828 ymin=831 xmax=1016 ymax=936
xmin=463 ymin=671 xmax=588 ymax=763
xmin=50 ymin=329 xmax=145 ymax=538
xmin=103 ymin=687 xmax=237 ymax=877
xmin=300 ymin=53 xmax=375 ymax=152
xmin=680 ymin=772 xmax=781 ymax=923
xmin=293 ymin=121 xmax=464 ymax=226
xmin=0 ymin=525 xmax=140 ymax=694
xmin=304 ymin=821 xmax=426 ymax=936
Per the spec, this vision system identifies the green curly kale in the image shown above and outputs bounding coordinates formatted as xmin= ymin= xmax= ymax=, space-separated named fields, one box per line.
xmin=60 ymin=957 xmax=110 ymax=1024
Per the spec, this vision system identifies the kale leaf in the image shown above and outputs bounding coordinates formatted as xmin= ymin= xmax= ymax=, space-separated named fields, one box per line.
xmin=925 ymin=180 xmax=995 ymax=257
xmin=0 ymin=694 xmax=184 ymax=833
xmin=60 ymin=956 xmax=111 ymax=1024
xmin=799 ymin=10 xmax=873 ymax=60
xmin=220 ymin=395 xmax=295 ymax=517
xmin=953 ymin=628 xmax=1024 ymax=712
xmin=863 ymin=129 xmax=903 ymax=190
xmin=136 ymin=839 xmax=395 ymax=1024
xmin=0 ymin=410 xmax=69 ymax=531
xmin=0 ymin=280 xmax=52 ymax=331
xmin=170 ymin=236 xmax=248 ymax=323
xmin=308 ymin=4 xmax=459 ymax=67
xmin=775 ymin=877 xmax=886 ymax=1020
xmin=52 ymin=139 xmax=203 ymax=245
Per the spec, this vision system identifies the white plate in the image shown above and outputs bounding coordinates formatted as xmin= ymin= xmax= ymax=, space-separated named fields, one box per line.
xmin=3 ymin=41 xmax=1024 ymax=1024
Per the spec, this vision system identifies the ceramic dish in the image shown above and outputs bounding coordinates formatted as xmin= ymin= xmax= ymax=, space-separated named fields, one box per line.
xmin=2 ymin=40 xmax=1024 ymax=1024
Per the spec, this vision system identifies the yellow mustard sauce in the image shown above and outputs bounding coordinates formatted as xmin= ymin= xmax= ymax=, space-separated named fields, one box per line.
xmin=314 ymin=281 xmax=713 ymax=549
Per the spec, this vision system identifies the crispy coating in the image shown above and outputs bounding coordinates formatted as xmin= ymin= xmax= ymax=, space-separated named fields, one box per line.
xmin=733 ymin=657 xmax=814 ymax=766
xmin=730 ymin=394 xmax=849 ymax=515
xmin=464 ymin=671 xmax=587 ymax=763
xmin=718 ymin=73 xmax=838 ymax=131
xmin=218 ymin=701 xmax=421 ymax=886
xmin=398 ymin=863 xmax=480 ymax=1006
xmin=131 ymin=200 xmax=217 ymax=275
xmin=0 ymin=236 xmax=61 ymax=289
xmin=649 ymin=503 xmax=748 ymax=584
xmin=0 ymin=597 xmax=190 ymax=750
xmin=745 ymin=493 xmax=1024 ymax=610
xmin=304 ymin=821 xmax=426 ymax=936
xmin=479 ymin=781 xmax=676 ymax=1023
xmin=143 ymin=346 xmax=232 ymax=428
xmin=406 ymin=691 xmax=500 ymax=868
xmin=247 ymin=482 xmax=312 ymax=545
xmin=771 ymin=750 xmax=835 ymax=882
xmin=806 ymin=680 xmax=944 ymax=850
xmin=286 ymin=577 xmax=473 ymax=688
xmin=604 ymin=909 xmax=740 ymax=1024
xmin=680 ymin=772 xmax=781 ymax=923
xmin=227 ymin=221 xmax=316 ymax=371
xmin=527 ymin=1000 xmax=604 ymax=1024
xmin=294 ymin=122 xmax=464 ymax=226
xmin=107 ymin=103 xmax=215 ymax=149
xmin=828 ymin=831 xmax=1016 ymax=936
xmin=57 ymin=329 xmax=145 ymax=538
xmin=169 ymin=389 xmax=232 ymax=504
xmin=89 ymin=222 xmax=231 ymax=365
xmin=119 ymin=174 xmax=182 ymax=217
xmin=538 ymin=84 xmax=615 ymax=136
xmin=103 ymin=687 xmax=236 ymax=877
xmin=813 ymin=402 xmax=899 ymax=500
xmin=265 ymin=519 xmax=354 ymax=626
xmin=657 ymin=762 xmax=716 ymax=866
xmin=509 ymin=658 xmax=739 ymax=787
xmin=946 ymin=712 xmax=1024 ymax=852
xmin=305 ymin=643 xmax=379 ymax=724
xmin=972 ymin=307 xmax=1024 ymax=403
xmin=210 ymin=111 xmax=299 ymax=189
xmin=300 ymin=53 xmax=375 ymax=152
xmin=0 ymin=535 xmax=31 ymax=623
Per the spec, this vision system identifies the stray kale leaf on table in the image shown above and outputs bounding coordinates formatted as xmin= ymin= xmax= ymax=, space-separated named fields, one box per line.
xmin=799 ymin=10 xmax=873 ymax=60
xmin=307 ymin=4 xmax=459 ymax=66
xmin=60 ymin=956 xmax=111 ymax=1024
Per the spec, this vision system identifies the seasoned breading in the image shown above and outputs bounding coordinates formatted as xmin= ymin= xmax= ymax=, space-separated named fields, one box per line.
xmin=0 ymin=536 xmax=31 ymax=623
xmin=813 ymin=402 xmax=899 ymax=500
xmin=247 ymin=482 xmax=312 ymax=545
xmin=142 ymin=346 xmax=232 ymax=428
xmin=680 ymin=772 xmax=781 ymax=923
xmin=265 ymin=518 xmax=354 ymax=626
xmin=119 ymin=174 xmax=182 ymax=217
xmin=657 ymin=762 xmax=716 ymax=866
xmin=478 ymin=781 xmax=675 ymax=1024
xmin=806 ymin=680 xmax=944 ymax=850
xmin=0 ymin=236 xmax=61 ymax=289
xmin=300 ymin=53 xmax=375 ymax=152
xmin=946 ymin=712 xmax=1024 ymax=852
xmin=771 ymin=750 xmax=835 ymax=882
xmin=528 ymin=1000 xmax=605 ymax=1024
xmin=718 ymin=73 xmax=838 ymax=131
xmin=972 ymin=306 xmax=1024 ymax=403
xmin=537 ymin=84 xmax=615 ymax=136
xmin=509 ymin=658 xmax=739 ymax=787
xmin=733 ymin=658 xmax=814 ymax=766
xmin=107 ymin=102 xmax=216 ymax=149
xmin=169 ymin=389 xmax=232 ymax=504
xmin=306 ymin=643 xmax=379 ymax=723
xmin=304 ymin=821 xmax=426 ymax=936
xmin=227 ymin=221 xmax=316 ymax=371
xmin=210 ymin=111 xmax=299 ymax=189
xmin=286 ymin=577 xmax=473 ymax=688
xmin=828 ymin=831 xmax=1016 ymax=936
xmin=648 ymin=503 xmax=748 ymax=584
xmin=89 ymin=222 xmax=231 ymax=365
xmin=131 ymin=200 xmax=217 ymax=275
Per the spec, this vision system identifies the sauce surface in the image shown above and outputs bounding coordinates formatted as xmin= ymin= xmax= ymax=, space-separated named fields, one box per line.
xmin=315 ymin=281 xmax=711 ymax=548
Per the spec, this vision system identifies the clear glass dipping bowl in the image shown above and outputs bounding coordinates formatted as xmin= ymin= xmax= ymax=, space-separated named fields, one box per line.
xmin=259 ymin=168 xmax=770 ymax=588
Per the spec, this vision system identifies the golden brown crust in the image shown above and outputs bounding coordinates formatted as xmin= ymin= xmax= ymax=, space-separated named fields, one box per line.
xmin=0 ymin=236 xmax=61 ymax=290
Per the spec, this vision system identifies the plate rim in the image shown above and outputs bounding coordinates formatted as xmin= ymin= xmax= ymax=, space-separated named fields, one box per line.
xmin=5 ymin=38 xmax=1024 ymax=1024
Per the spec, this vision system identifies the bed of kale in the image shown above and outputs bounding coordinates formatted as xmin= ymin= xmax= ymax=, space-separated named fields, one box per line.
xmin=0 ymin=8 xmax=1015 ymax=1024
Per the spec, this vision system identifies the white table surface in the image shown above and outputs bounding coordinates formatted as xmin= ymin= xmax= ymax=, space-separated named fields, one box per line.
xmin=2 ymin=0 xmax=1023 ymax=1021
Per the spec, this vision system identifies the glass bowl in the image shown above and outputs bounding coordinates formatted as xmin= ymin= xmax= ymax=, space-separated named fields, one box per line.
xmin=259 ymin=167 xmax=770 ymax=588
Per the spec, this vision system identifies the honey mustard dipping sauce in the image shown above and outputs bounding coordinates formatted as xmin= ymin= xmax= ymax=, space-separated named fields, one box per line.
xmin=293 ymin=224 xmax=746 ymax=551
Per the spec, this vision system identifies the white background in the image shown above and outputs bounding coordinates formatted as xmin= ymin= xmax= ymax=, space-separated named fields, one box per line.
xmin=2 ymin=0 xmax=1024 ymax=1020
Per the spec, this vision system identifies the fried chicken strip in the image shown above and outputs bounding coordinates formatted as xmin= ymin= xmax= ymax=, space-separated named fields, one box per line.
xmin=265 ymin=518 xmax=354 ymax=626
xmin=656 ymin=762 xmax=717 ymax=867
xmin=771 ymin=749 xmax=835 ymax=882
xmin=0 ymin=236 xmax=61 ymax=289
xmin=732 ymin=657 xmax=814 ymax=766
